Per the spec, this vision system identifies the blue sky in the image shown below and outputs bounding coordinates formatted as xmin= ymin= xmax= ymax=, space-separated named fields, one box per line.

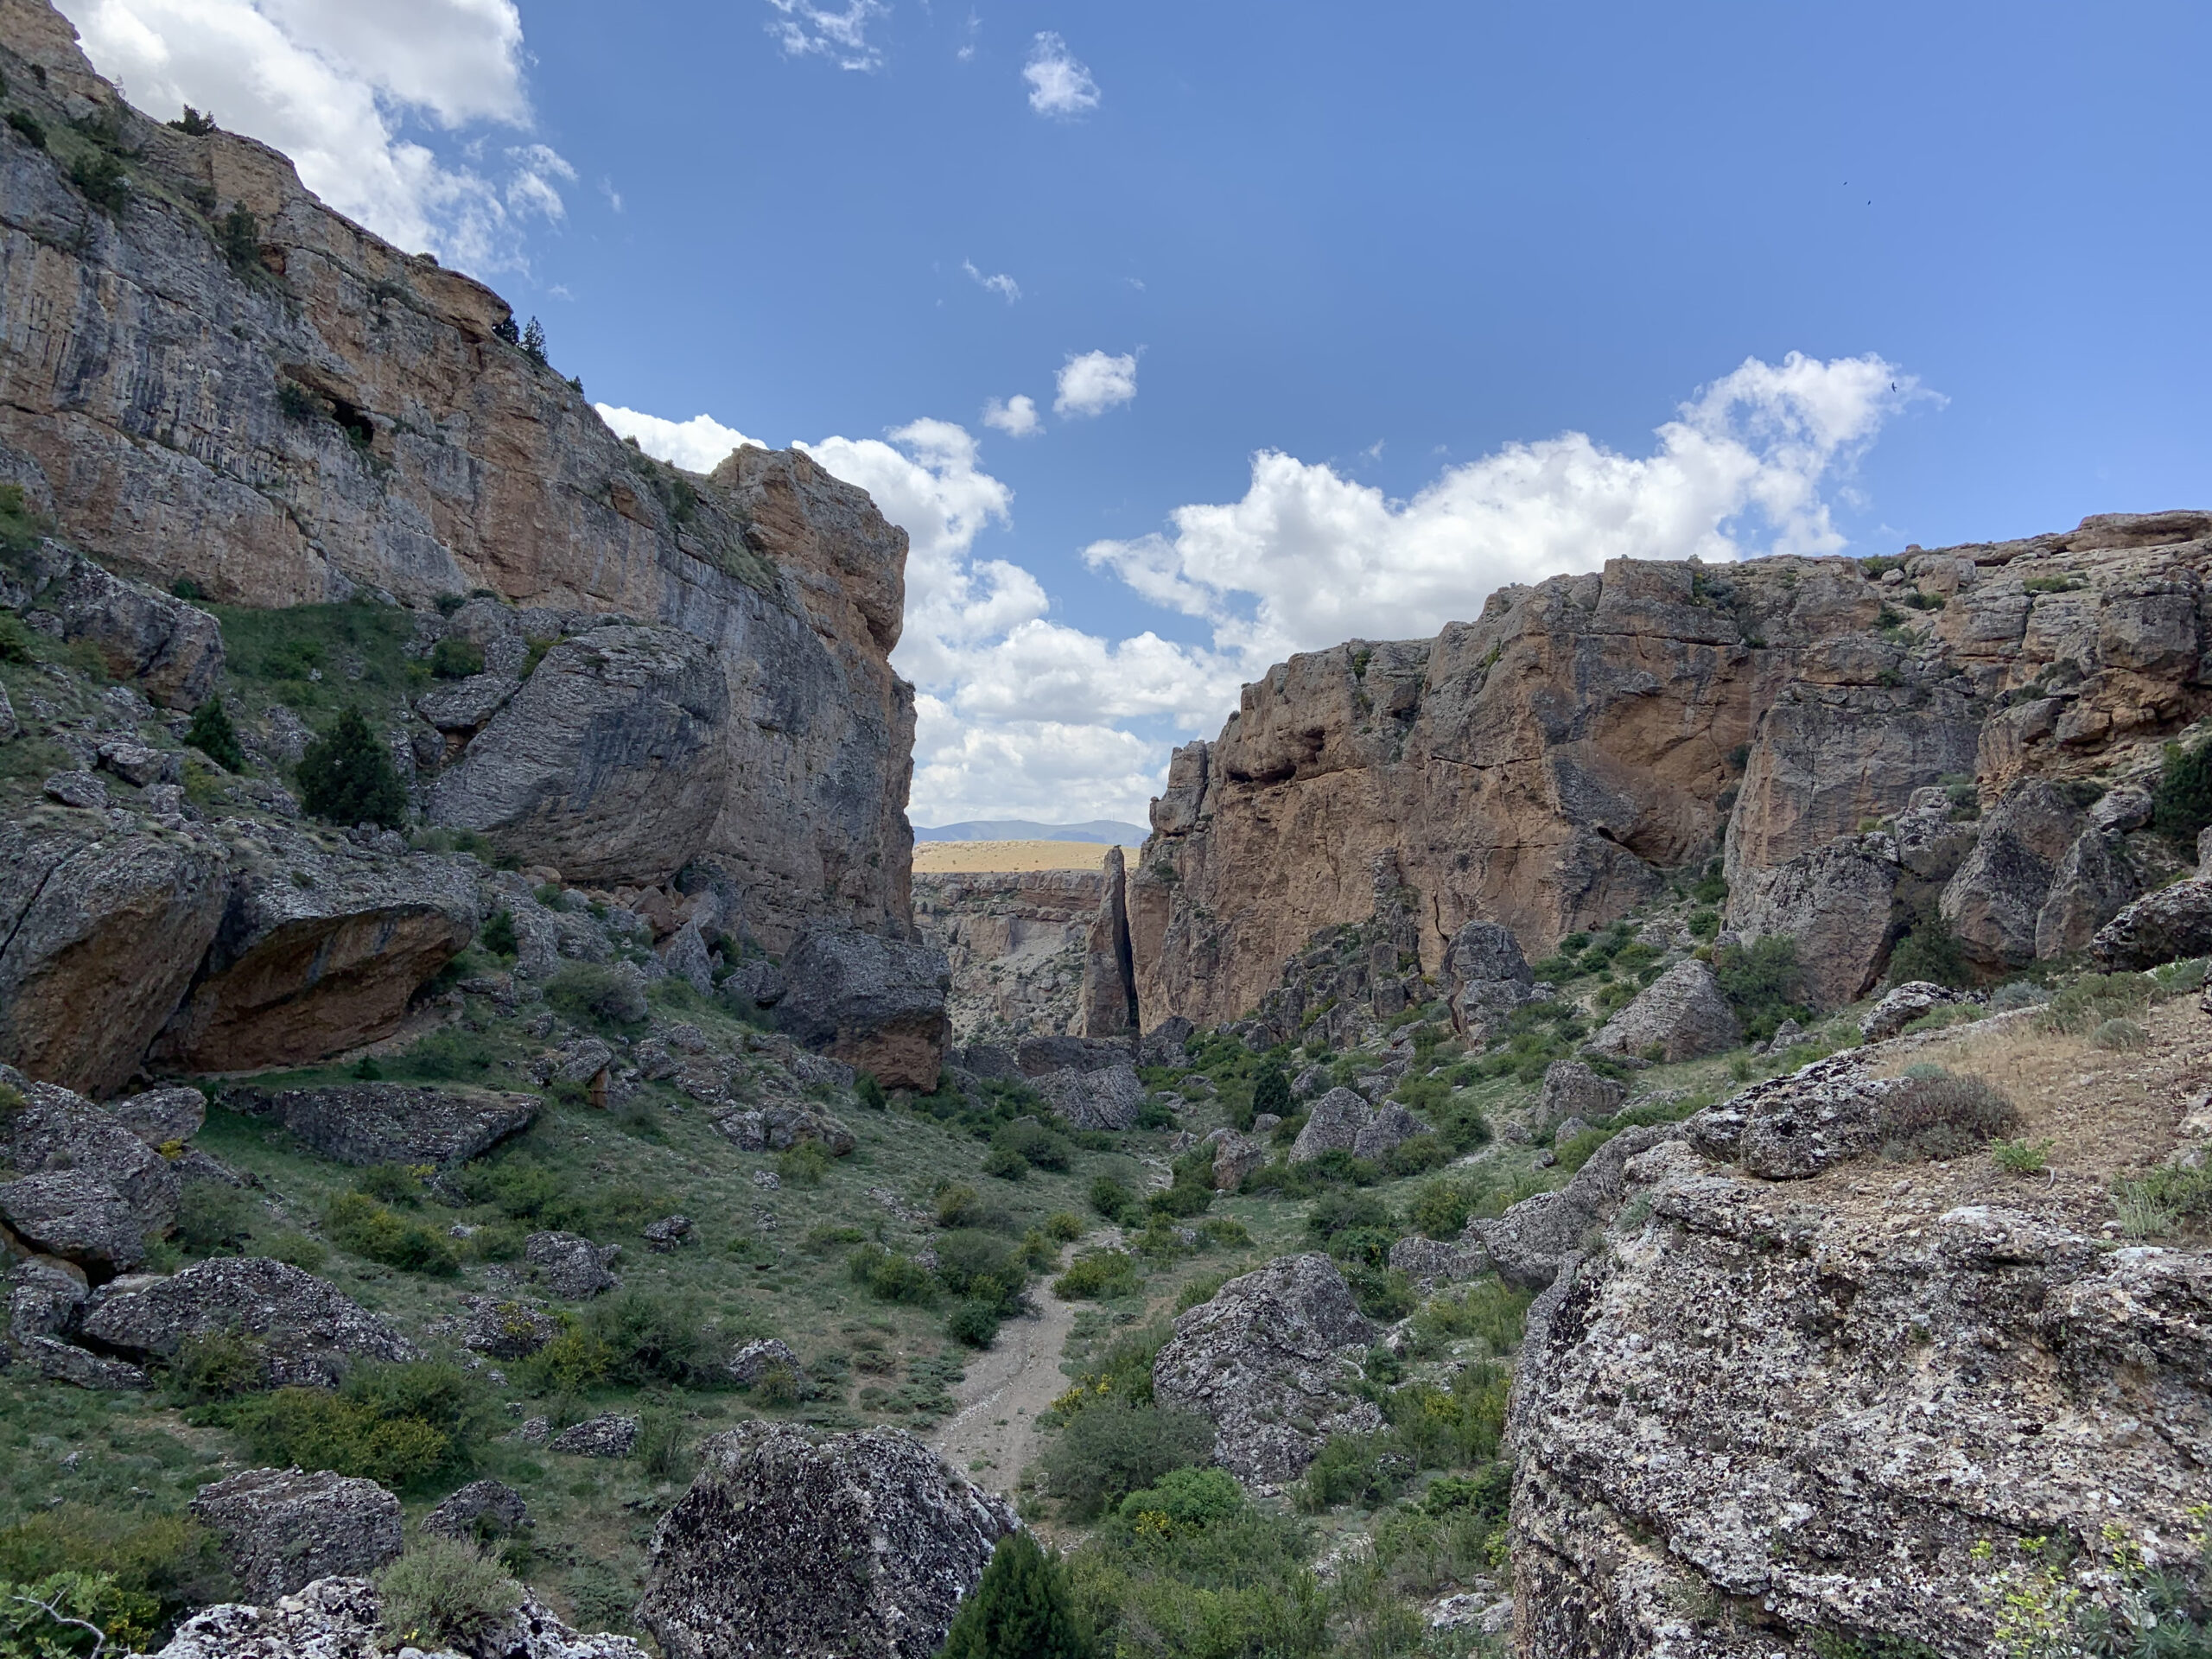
xmin=63 ymin=0 xmax=2212 ymax=823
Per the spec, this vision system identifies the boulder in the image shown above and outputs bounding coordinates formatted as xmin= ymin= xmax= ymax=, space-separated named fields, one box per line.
xmin=727 ymin=1337 xmax=801 ymax=1386
xmin=1859 ymin=980 xmax=1968 ymax=1043
xmin=1725 ymin=834 xmax=1899 ymax=1007
xmin=1389 ymin=1234 xmax=1491 ymax=1288
xmin=1027 ymin=1062 xmax=1144 ymax=1130
xmin=525 ymin=1230 xmax=620 ymax=1299
xmin=1210 ymin=1130 xmax=1269 ymax=1192
xmin=104 ymin=1085 xmax=207 ymax=1147
xmin=191 ymin=1468 xmax=403 ymax=1602
xmin=1586 ymin=959 xmax=1739 ymax=1064
xmin=428 ymin=623 xmax=731 ymax=886
xmin=1441 ymin=919 xmax=1537 ymax=1039
xmin=1150 ymin=1253 xmax=1382 ymax=1485
xmin=414 ymin=671 xmax=520 ymax=734
xmin=150 ymin=825 xmax=478 ymax=1073
xmin=550 ymin=1413 xmax=639 ymax=1458
xmin=1940 ymin=779 xmax=2084 ymax=969
xmin=1681 ymin=1055 xmax=1897 ymax=1180
xmin=422 ymin=1478 xmax=531 ymax=1541
xmin=712 ymin=1101 xmax=856 ymax=1156
xmin=1288 ymin=1087 xmax=1372 ymax=1163
xmin=1351 ymin=1102 xmax=1432 ymax=1161
xmin=96 ymin=739 xmax=174 ymax=787
xmin=658 ymin=918 xmax=715 ymax=995
xmin=462 ymin=1297 xmax=563 ymax=1360
xmin=642 ymin=1214 xmax=693 ymax=1252
xmin=772 ymin=925 xmax=950 ymax=1091
xmin=29 ymin=544 xmax=226 ymax=708
xmin=0 ymin=1074 xmax=180 ymax=1267
xmin=80 ymin=1257 xmax=418 ymax=1386
xmin=1137 ymin=1015 xmax=1196 ymax=1068
xmin=0 ymin=1170 xmax=150 ymax=1274
xmin=1890 ymin=785 xmax=1980 ymax=882
xmin=1471 ymin=1192 xmax=1590 ymax=1291
xmin=149 ymin=1574 xmax=646 ymax=1659
xmin=42 ymin=769 xmax=106 ymax=808
xmin=1538 ymin=1061 xmax=1626 ymax=1131
xmin=0 ymin=818 xmax=229 ymax=1096
xmin=638 ymin=1421 xmax=1016 ymax=1659
xmin=2035 ymin=825 xmax=2143 ymax=958
xmin=226 ymin=1084 xmax=537 ymax=1167
xmin=719 ymin=957 xmax=788 ymax=1011
xmin=2092 ymin=876 xmax=2212 ymax=970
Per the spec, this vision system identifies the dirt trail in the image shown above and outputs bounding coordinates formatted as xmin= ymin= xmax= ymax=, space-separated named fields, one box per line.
xmin=928 ymin=1283 xmax=1077 ymax=1497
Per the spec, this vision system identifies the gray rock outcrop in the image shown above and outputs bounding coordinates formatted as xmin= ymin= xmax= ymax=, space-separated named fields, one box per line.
xmin=104 ymin=1085 xmax=207 ymax=1147
xmin=711 ymin=1100 xmax=857 ymax=1155
xmin=149 ymin=1574 xmax=645 ymax=1659
xmin=550 ymin=1414 xmax=639 ymax=1458
xmin=1586 ymin=959 xmax=1739 ymax=1063
xmin=0 ymin=1072 xmax=179 ymax=1275
xmin=727 ymin=1337 xmax=801 ymax=1386
xmin=1442 ymin=918 xmax=1538 ymax=1039
xmin=638 ymin=1421 xmax=1016 ymax=1659
xmin=1859 ymin=980 xmax=1967 ymax=1042
xmin=227 ymin=1084 xmax=537 ymax=1167
xmin=2092 ymin=875 xmax=2212 ymax=969
xmin=462 ymin=1297 xmax=563 ymax=1360
xmin=1150 ymin=1253 xmax=1382 ymax=1484
xmin=1538 ymin=1061 xmax=1625 ymax=1132
xmin=80 ymin=1256 xmax=417 ymax=1386
xmin=772 ymin=925 xmax=950 ymax=1091
xmin=525 ymin=1231 xmax=620 ymax=1299
xmin=0 ymin=1169 xmax=150 ymax=1274
xmin=1939 ymin=779 xmax=2084 ymax=970
xmin=423 ymin=1478 xmax=532 ymax=1541
xmin=9 ymin=539 xmax=226 ymax=708
xmin=1288 ymin=1087 xmax=1375 ymax=1163
xmin=1725 ymin=832 xmax=1898 ymax=1007
xmin=191 ymin=1469 xmax=403 ymax=1603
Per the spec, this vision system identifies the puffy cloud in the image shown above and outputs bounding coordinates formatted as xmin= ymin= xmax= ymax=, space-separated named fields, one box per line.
xmin=982 ymin=394 xmax=1041 ymax=438
xmin=764 ymin=0 xmax=887 ymax=71
xmin=1023 ymin=31 xmax=1099 ymax=118
xmin=61 ymin=0 xmax=567 ymax=274
xmin=594 ymin=405 xmax=763 ymax=474
xmin=1086 ymin=352 xmax=1925 ymax=666
xmin=912 ymin=709 xmax=1164 ymax=824
xmin=1054 ymin=349 xmax=1137 ymax=417
xmin=962 ymin=259 xmax=1020 ymax=303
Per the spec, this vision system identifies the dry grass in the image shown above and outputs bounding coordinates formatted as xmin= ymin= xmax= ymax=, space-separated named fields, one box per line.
xmin=912 ymin=840 xmax=1139 ymax=874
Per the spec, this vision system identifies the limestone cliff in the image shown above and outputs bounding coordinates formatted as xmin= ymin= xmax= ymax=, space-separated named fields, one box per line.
xmin=913 ymin=867 xmax=1106 ymax=1044
xmin=1132 ymin=513 xmax=2212 ymax=1027
xmin=0 ymin=0 xmax=912 ymax=948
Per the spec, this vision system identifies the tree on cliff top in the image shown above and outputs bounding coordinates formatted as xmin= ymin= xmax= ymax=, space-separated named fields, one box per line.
xmin=298 ymin=706 xmax=407 ymax=830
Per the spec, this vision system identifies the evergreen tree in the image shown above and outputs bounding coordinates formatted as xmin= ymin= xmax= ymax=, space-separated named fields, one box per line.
xmin=937 ymin=1532 xmax=1094 ymax=1659
xmin=297 ymin=706 xmax=407 ymax=829
xmin=1251 ymin=1063 xmax=1293 ymax=1125
xmin=183 ymin=696 xmax=244 ymax=772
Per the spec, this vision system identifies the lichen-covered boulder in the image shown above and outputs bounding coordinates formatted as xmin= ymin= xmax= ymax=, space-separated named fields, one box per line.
xmin=1442 ymin=918 xmax=1537 ymax=1039
xmin=0 ymin=1072 xmax=179 ymax=1274
xmin=525 ymin=1230 xmax=620 ymax=1299
xmin=79 ymin=1257 xmax=417 ymax=1386
xmin=638 ymin=1421 xmax=1016 ymax=1659
xmin=226 ymin=1083 xmax=537 ymax=1167
xmin=1859 ymin=980 xmax=1967 ymax=1043
xmin=711 ymin=1100 xmax=856 ymax=1155
xmin=1288 ymin=1088 xmax=1372 ymax=1163
xmin=1538 ymin=1061 xmax=1626 ymax=1131
xmin=103 ymin=1085 xmax=207 ymax=1148
xmin=149 ymin=1574 xmax=646 ymax=1659
xmin=550 ymin=1414 xmax=638 ymax=1458
xmin=1682 ymin=1055 xmax=1897 ymax=1180
xmin=0 ymin=1169 xmax=150 ymax=1274
xmin=1586 ymin=959 xmax=1739 ymax=1064
xmin=1351 ymin=1101 xmax=1432 ymax=1161
xmin=1725 ymin=833 xmax=1899 ymax=1007
xmin=1940 ymin=779 xmax=2085 ymax=969
xmin=191 ymin=1469 xmax=402 ymax=1603
xmin=422 ymin=1479 xmax=532 ymax=1542
xmin=461 ymin=1296 xmax=562 ymax=1360
xmin=772 ymin=925 xmax=950 ymax=1091
xmin=2092 ymin=876 xmax=2212 ymax=970
xmin=1150 ymin=1253 xmax=1382 ymax=1485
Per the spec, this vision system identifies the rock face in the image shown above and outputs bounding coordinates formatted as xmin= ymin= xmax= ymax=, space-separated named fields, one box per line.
xmin=525 ymin=1231 xmax=620 ymax=1300
xmin=1510 ymin=1137 xmax=2211 ymax=1658
xmin=2093 ymin=876 xmax=2212 ymax=969
xmin=150 ymin=1575 xmax=645 ymax=1659
xmin=0 ymin=817 xmax=230 ymax=1095
xmin=0 ymin=2 xmax=919 ymax=956
xmin=227 ymin=1083 xmax=537 ymax=1167
xmin=1442 ymin=918 xmax=1537 ymax=1039
xmin=638 ymin=1421 xmax=1016 ymax=1659
xmin=3 ymin=538 xmax=225 ymax=707
xmin=1586 ymin=959 xmax=1738 ymax=1063
xmin=1129 ymin=522 xmax=2212 ymax=1028
xmin=1150 ymin=1253 xmax=1382 ymax=1484
xmin=0 ymin=1071 xmax=179 ymax=1277
xmin=1072 ymin=846 xmax=1141 ymax=1038
xmin=191 ymin=1468 xmax=403 ymax=1603
xmin=772 ymin=925 xmax=950 ymax=1090
xmin=1537 ymin=1061 xmax=1625 ymax=1132
xmin=912 ymin=865 xmax=1104 ymax=1043
xmin=149 ymin=823 xmax=479 ymax=1073
xmin=422 ymin=1478 xmax=531 ymax=1541
xmin=80 ymin=1256 xmax=418 ymax=1385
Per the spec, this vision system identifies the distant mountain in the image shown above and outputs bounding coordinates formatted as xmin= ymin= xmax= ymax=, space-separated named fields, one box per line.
xmin=914 ymin=819 xmax=1148 ymax=844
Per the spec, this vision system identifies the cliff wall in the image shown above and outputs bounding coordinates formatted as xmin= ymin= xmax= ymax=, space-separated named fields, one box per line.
xmin=1132 ymin=513 xmax=2212 ymax=1028
xmin=913 ymin=867 xmax=1106 ymax=1044
xmin=0 ymin=0 xmax=912 ymax=948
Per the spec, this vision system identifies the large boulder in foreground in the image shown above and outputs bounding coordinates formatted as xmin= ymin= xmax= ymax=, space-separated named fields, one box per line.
xmin=191 ymin=1468 xmax=402 ymax=1603
xmin=2091 ymin=876 xmax=2212 ymax=969
xmin=149 ymin=824 xmax=478 ymax=1073
xmin=79 ymin=1256 xmax=418 ymax=1387
xmin=1586 ymin=959 xmax=1739 ymax=1064
xmin=150 ymin=1575 xmax=646 ymax=1659
xmin=0 ymin=1072 xmax=179 ymax=1277
xmin=772 ymin=925 xmax=950 ymax=1090
xmin=226 ymin=1083 xmax=537 ymax=1167
xmin=428 ymin=623 xmax=731 ymax=886
xmin=638 ymin=1421 xmax=1016 ymax=1659
xmin=0 ymin=818 xmax=229 ymax=1096
xmin=1151 ymin=1253 xmax=1382 ymax=1486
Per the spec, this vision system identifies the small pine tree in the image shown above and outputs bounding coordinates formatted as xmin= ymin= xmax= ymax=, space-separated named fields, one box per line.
xmin=937 ymin=1532 xmax=1094 ymax=1659
xmin=218 ymin=203 xmax=259 ymax=270
xmin=1251 ymin=1064 xmax=1293 ymax=1123
xmin=519 ymin=316 xmax=548 ymax=365
xmin=184 ymin=696 xmax=245 ymax=772
xmin=297 ymin=707 xmax=408 ymax=829
xmin=2152 ymin=736 xmax=2212 ymax=849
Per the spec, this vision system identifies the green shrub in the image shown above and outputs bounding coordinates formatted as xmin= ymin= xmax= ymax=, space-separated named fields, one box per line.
xmin=479 ymin=909 xmax=518 ymax=958
xmin=217 ymin=203 xmax=258 ymax=270
xmin=1045 ymin=1211 xmax=1084 ymax=1243
xmin=2035 ymin=973 xmax=2154 ymax=1035
xmin=1089 ymin=1176 xmax=1135 ymax=1224
xmin=777 ymin=1141 xmax=831 ymax=1186
xmin=69 ymin=150 xmax=129 ymax=213
xmin=0 ymin=1570 xmax=157 ymax=1657
xmin=229 ymin=1361 xmax=491 ymax=1489
xmin=994 ymin=1117 xmax=1074 ymax=1172
xmin=1991 ymin=1137 xmax=2053 ymax=1176
xmin=1039 ymin=1399 xmax=1214 ymax=1521
xmin=182 ymin=697 xmax=244 ymax=772
xmin=938 ymin=1530 xmax=1096 ymax=1659
xmin=1877 ymin=1071 xmax=2023 ymax=1161
xmin=1407 ymin=1277 xmax=1532 ymax=1358
xmin=354 ymin=1162 xmax=427 ymax=1205
xmin=429 ymin=635 xmax=485 ymax=679
xmin=0 ymin=613 xmax=34 ymax=664
xmin=1115 ymin=1465 xmax=1248 ymax=1535
xmin=1554 ymin=1125 xmax=1619 ymax=1173
xmin=947 ymin=1299 xmax=1002 ymax=1350
xmin=982 ymin=1145 xmax=1027 ymax=1180
xmin=2090 ymin=1017 xmax=2149 ymax=1052
xmin=514 ymin=1327 xmax=612 ymax=1395
xmin=1688 ymin=859 xmax=1729 ymax=905
xmin=582 ymin=1287 xmax=724 ymax=1387
xmin=0 ymin=1508 xmax=225 ymax=1633
xmin=1054 ymin=1249 xmax=1141 ymax=1301
xmin=374 ymin=1538 xmax=522 ymax=1651
xmin=168 ymin=1330 xmax=267 ymax=1401
xmin=6 ymin=110 xmax=47 ymax=149
xmin=544 ymin=963 xmax=647 ymax=1030
xmin=173 ymin=1178 xmax=252 ymax=1255
xmin=1294 ymin=1432 xmax=1404 ymax=1512
xmin=264 ymin=1230 xmax=326 ymax=1272
xmin=1885 ymin=908 xmax=1973 ymax=990
xmin=2152 ymin=734 xmax=2212 ymax=847
xmin=936 ymin=1229 xmax=1023 ymax=1303
xmin=848 ymin=1245 xmax=938 ymax=1306
xmin=1712 ymin=936 xmax=1812 ymax=1042
xmin=1423 ymin=1463 xmax=1512 ymax=1521
xmin=296 ymin=707 xmax=407 ymax=829
xmin=1249 ymin=1064 xmax=1291 ymax=1130
xmin=323 ymin=1191 xmax=459 ymax=1274
xmin=1050 ymin=1322 xmax=1170 ymax=1420
xmin=1406 ymin=1179 xmax=1473 ymax=1239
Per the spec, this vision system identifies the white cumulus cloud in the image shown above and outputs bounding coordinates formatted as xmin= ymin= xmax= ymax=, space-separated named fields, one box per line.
xmin=982 ymin=395 xmax=1041 ymax=439
xmin=1086 ymin=352 xmax=1928 ymax=668
xmin=60 ymin=0 xmax=568 ymax=274
xmin=1023 ymin=31 xmax=1099 ymax=118
xmin=962 ymin=259 xmax=1020 ymax=303
xmin=764 ymin=0 xmax=887 ymax=70
xmin=594 ymin=406 xmax=764 ymax=474
xmin=1054 ymin=349 xmax=1138 ymax=418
